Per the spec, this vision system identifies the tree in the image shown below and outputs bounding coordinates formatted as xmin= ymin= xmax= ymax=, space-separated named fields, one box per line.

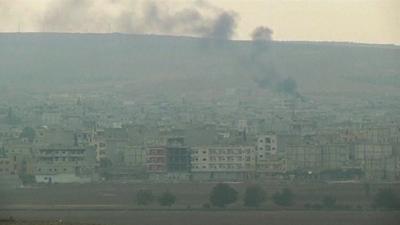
xmin=210 ymin=183 xmax=238 ymax=208
xmin=272 ymin=188 xmax=295 ymax=207
xmin=158 ymin=191 xmax=176 ymax=207
xmin=244 ymin=185 xmax=266 ymax=207
xmin=136 ymin=189 xmax=154 ymax=205
xmin=373 ymin=189 xmax=400 ymax=210
xmin=20 ymin=127 xmax=36 ymax=143
xmin=322 ymin=196 xmax=337 ymax=209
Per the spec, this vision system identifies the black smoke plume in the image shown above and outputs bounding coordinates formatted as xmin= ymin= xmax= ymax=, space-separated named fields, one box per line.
xmin=39 ymin=0 xmax=238 ymax=39
xmin=205 ymin=11 xmax=238 ymax=40
xmin=249 ymin=26 xmax=300 ymax=97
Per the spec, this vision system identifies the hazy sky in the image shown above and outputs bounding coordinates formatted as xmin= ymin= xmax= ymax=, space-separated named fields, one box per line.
xmin=0 ymin=0 xmax=399 ymax=44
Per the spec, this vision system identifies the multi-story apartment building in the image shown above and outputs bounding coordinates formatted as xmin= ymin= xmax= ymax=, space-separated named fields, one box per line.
xmin=4 ymin=141 xmax=35 ymax=176
xmin=146 ymin=146 xmax=167 ymax=174
xmin=191 ymin=146 xmax=256 ymax=180
xmin=146 ymin=137 xmax=191 ymax=180
xmin=166 ymin=137 xmax=191 ymax=173
xmin=286 ymin=144 xmax=321 ymax=172
xmin=255 ymin=135 xmax=287 ymax=176
xmin=320 ymin=144 xmax=354 ymax=170
xmin=34 ymin=146 xmax=97 ymax=183
xmin=355 ymin=144 xmax=395 ymax=180
xmin=256 ymin=135 xmax=278 ymax=158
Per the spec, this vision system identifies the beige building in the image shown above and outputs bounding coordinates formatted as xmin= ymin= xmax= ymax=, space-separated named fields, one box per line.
xmin=256 ymin=135 xmax=287 ymax=174
xmin=191 ymin=146 xmax=256 ymax=180
xmin=256 ymin=135 xmax=278 ymax=157
xmin=34 ymin=146 xmax=97 ymax=183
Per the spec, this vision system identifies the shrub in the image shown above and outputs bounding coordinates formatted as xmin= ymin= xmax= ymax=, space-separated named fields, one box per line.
xmin=210 ymin=183 xmax=238 ymax=208
xmin=272 ymin=188 xmax=294 ymax=207
xmin=136 ymin=189 xmax=154 ymax=205
xmin=158 ymin=191 xmax=176 ymax=207
xmin=373 ymin=189 xmax=400 ymax=210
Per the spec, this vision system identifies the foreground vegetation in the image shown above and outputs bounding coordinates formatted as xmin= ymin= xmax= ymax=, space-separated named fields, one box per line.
xmin=132 ymin=183 xmax=400 ymax=211
xmin=2 ymin=182 xmax=400 ymax=211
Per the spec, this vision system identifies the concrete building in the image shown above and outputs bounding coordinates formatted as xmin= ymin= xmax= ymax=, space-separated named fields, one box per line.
xmin=355 ymin=144 xmax=394 ymax=180
xmin=34 ymin=146 xmax=97 ymax=183
xmin=286 ymin=144 xmax=321 ymax=172
xmin=4 ymin=141 xmax=35 ymax=176
xmin=256 ymin=135 xmax=278 ymax=158
xmin=146 ymin=146 xmax=167 ymax=174
xmin=166 ymin=137 xmax=191 ymax=173
xmin=0 ymin=157 xmax=13 ymax=175
xmin=191 ymin=146 xmax=256 ymax=180
xmin=255 ymin=135 xmax=287 ymax=176
xmin=320 ymin=144 xmax=354 ymax=170
xmin=145 ymin=137 xmax=191 ymax=181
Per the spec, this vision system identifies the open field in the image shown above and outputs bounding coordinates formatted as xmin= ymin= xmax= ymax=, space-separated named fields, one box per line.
xmin=1 ymin=182 xmax=400 ymax=209
xmin=1 ymin=182 xmax=400 ymax=225
xmin=1 ymin=210 xmax=400 ymax=225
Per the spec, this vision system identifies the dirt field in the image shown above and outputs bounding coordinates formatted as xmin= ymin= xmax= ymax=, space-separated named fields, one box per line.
xmin=1 ymin=182 xmax=399 ymax=209
xmin=1 ymin=182 xmax=400 ymax=225
xmin=1 ymin=210 xmax=400 ymax=225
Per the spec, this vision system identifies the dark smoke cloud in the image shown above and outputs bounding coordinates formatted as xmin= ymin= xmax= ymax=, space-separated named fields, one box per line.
xmin=250 ymin=26 xmax=273 ymax=60
xmin=249 ymin=26 xmax=300 ymax=97
xmin=251 ymin=26 xmax=273 ymax=42
xmin=205 ymin=11 xmax=238 ymax=39
xmin=39 ymin=0 xmax=238 ymax=39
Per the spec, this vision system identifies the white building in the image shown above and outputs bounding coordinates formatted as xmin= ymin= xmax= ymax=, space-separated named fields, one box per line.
xmin=191 ymin=146 xmax=256 ymax=180
xmin=256 ymin=135 xmax=278 ymax=158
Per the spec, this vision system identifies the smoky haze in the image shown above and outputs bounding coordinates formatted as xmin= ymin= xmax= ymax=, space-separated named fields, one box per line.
xmin=37 ymin=0 xmax=238 ymax=39
xmin=248 ymin=26 xmax=300 ymax=97
xmin=1 ymin=2 xmax=400 ymax=225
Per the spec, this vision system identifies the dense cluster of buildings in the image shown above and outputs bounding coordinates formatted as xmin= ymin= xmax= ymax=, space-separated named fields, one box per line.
xmin=1 ymin=89 xmax=399 ymax=186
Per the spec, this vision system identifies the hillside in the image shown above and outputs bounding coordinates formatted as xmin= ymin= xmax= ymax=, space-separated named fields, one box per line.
xmin=0 ymin=33 xmax=399 ymax=96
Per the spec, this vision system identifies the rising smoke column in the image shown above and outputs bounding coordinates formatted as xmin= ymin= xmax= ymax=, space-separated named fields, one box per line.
xmin=205 ymin=11 xmax=238 ymax=40
xmin=250 ymin=26 xmax=277 ymax=89
xmin=250 ymin=26 xmax=300 ymax=97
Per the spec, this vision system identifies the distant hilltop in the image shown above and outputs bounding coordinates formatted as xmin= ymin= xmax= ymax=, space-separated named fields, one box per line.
xmin=0 ymin=32 xmax=399 ymax=96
